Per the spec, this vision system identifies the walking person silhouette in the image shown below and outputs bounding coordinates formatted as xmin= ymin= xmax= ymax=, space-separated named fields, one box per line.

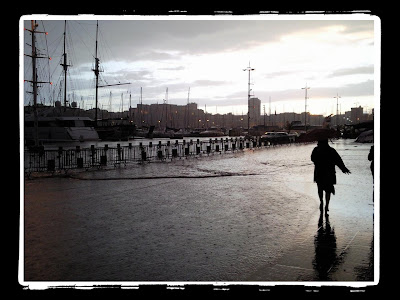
xmin=368 ymin=145 xmax=374 ymax=179
xmin=311 ymin=139 xmax=351 ymax=214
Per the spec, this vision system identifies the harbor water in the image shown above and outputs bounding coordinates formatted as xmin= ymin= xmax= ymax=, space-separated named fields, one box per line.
xmin=22 ymin=139 xmax=375 ymax=283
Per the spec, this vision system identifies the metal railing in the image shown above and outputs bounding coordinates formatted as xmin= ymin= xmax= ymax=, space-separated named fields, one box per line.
xmin=24 ymin=136 xmax=296 ymax=174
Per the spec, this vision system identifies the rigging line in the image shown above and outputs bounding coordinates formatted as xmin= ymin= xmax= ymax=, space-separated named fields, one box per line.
xmin=65 ymin=22 xmax=91 ymax=102
xmin=98 ymin=25 xmax=117 ymax=64
xmin=46 ymin=32 xmax=63 ymax=58
xmin=70 ymin=20 xmax=96 ymax=60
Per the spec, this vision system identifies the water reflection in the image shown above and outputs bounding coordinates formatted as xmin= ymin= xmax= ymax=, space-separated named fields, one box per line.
xmin=355 ymin=238 xmax=374 ymax=281
xmin=313 ymin=212 xmax=337 ymax=280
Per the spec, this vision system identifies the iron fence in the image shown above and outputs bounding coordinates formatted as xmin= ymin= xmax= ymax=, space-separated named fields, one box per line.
xmin=24 ymin=136 xmax=295 ymax=174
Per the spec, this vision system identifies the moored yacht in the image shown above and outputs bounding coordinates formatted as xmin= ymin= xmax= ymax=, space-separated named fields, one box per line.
xmin=24 ymin=116 xmax=99 ymax=145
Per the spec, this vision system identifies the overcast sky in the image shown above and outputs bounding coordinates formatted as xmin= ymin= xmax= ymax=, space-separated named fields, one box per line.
xmin=22 ymin=15 xmax=379 ymax=116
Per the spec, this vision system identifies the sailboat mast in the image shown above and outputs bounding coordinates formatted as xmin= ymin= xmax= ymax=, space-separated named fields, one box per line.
xmin=61 ymin=20 xmax=71 ymax=112
xmin=26 ymin=20 xmax=52 ymax=145
xmin=31 ymin=20 xmax=39 ymax=146
xmin=63 ymin=21 xmax=67 ymax=110
xmin=92 ymin=21 xmax=130 ymax=124
xmin=94 ymin=21 xmax=100 ymax=124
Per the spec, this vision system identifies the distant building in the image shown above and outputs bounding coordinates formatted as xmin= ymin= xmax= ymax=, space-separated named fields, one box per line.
xmin=26 ymin=99 xmax=373 ymax=131
xmin=351 ymin=106 xmax=363 ymax=123
xmin=249 ymin=97 xmax=261 ymax=127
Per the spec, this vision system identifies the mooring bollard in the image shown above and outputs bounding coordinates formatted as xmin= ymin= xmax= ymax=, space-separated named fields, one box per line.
xmin=47 ymin=159 xmax=55 ymax=171
xmin=100 ymin=155 xmax=107 ymax=166
xmin=141 ymin=150 xmax=146 ymax=161
xmin=117 ymin=144 xmax=122 ymax=161
xmin=65 ymin=150 xmax=70 ymax=166
xmin=77 ymin=157 xmax=83 ymax=168
xmin=157 ymin=150 xmax=163 ymax=159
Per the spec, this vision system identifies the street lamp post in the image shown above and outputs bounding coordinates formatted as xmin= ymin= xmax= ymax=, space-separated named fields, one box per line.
xmin=302 ymin=84 xmax=310 ymax=132
xmin=243 ymin=62 xmax=255 ymax=132
xmin=334 ymin=93 xmax=341 ymax=128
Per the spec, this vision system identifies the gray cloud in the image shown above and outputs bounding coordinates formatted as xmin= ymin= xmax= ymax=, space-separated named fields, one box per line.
xmin=24 ymin=18 xmax=375 ymax=110
xmin=327 ymin=66 xmax=374 ymax=78
xmin=158 ymin=66 xmax=185 ymax=71
xmin=93 ymin=19 xmax=375 ymax=61
xmin=191 ymin=80 xmax=228 ymax=86
xmin=134 ymin=50 xmax=181 ymax=61
xmin=38 ymin=19 xmax=375 ymax=78
xmin=206 ymin=79 xmax=375 ymax=108
xmin=264 ymin=70 xmax=298 ymax=79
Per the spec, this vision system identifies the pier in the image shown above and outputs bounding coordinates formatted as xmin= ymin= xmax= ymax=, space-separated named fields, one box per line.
xmin=23 ymin=139 xmax=375 ymax=282
xmin=24 ymin=136 xmax=298 ymax=174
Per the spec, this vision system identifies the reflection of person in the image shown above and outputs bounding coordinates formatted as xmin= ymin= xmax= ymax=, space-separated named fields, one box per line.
xmin=368 ymin=145 xmax=374 ymax=178
xmin=313 ymin=213 xmax=337 ymax=280
xmin=311 ymin=139 xmax=351 ymax=214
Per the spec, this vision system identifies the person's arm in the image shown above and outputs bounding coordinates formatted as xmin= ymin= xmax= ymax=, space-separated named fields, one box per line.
xmin=368 ymin=146 xmax=374 ymax=161
xmin=311 ymin=148 xmax=318 ymax=163
xmin=334 ymin=149 xmax=351 ymax=174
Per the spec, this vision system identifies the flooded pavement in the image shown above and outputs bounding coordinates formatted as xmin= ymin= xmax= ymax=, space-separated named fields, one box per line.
xmin=22 ymin=139 xmax=376 ymax=285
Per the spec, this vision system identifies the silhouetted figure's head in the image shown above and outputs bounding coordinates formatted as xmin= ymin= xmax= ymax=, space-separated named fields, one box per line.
xmin=317 ymin=139 xmax=329 ymax=147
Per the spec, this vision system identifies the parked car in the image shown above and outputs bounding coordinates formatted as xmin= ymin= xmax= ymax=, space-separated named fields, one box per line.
xmin=260 ymin=132 xmax=296 ymax=144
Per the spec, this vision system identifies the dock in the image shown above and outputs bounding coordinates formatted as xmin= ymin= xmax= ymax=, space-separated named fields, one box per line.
xmin=24 ymin=136 xmax=300 ymax=174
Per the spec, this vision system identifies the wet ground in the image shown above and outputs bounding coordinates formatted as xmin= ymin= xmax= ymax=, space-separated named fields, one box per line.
xmin=22 ymin=139 xmax=376 ymax=285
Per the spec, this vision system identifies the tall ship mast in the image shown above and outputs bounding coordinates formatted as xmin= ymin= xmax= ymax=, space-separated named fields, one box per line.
xmin=24 ymin=20 xmax=52 ymax=146
xmin=92 ymin=21 xmax=130 ymax=125
xmin=24 ymin=20 xmax=99 ymax=144
xmin=60 ymin=20 xmax=71 ymax=111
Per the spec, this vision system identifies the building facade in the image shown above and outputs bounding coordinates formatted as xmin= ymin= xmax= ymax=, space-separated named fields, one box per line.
xmin=248 ymin=97 xmax=261 ymax=128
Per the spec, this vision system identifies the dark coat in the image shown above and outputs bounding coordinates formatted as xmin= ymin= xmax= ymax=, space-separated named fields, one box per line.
xmin=311 ymin=144 xmax=347 ymax=186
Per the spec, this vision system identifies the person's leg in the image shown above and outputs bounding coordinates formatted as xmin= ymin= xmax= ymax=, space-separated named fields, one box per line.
xmin=325 ymin=192 xmax=331 ymax=214
xmin=318 ymin=185 xmax=324 ymax=211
